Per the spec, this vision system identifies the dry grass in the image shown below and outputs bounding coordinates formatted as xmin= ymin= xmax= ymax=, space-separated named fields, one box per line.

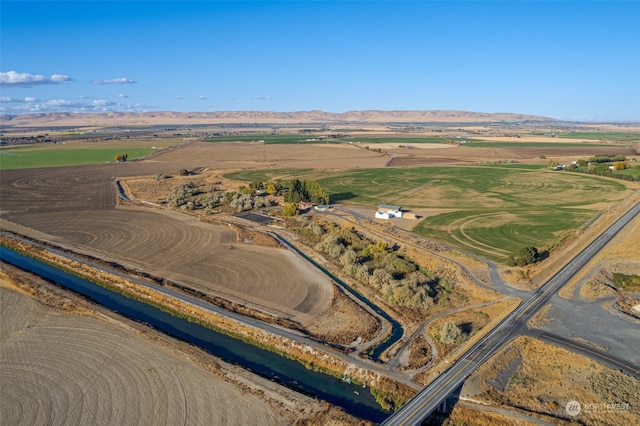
xmin=463 ymin=336 xmax=640 ymax=425
xmin=427 ymin=299 xmax=519 ymax=360
xmin=399 ymin=333 xmax=433 ymax=371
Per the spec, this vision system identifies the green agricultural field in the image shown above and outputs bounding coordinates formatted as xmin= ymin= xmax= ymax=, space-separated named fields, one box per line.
xmin=552 ymin=131 xmax=640 ymax=142
xmin=616 ymin=166 xmax=640 ymax=178
xmin=344 ymin=136 xmax=449 ymax=144
xmin=204 ymin=134 xmax=342 ymax=144
xmin=0 ymin=139 xmax=177 ymax=170
xmin=205 ymin=133 xmax=450 ymax=145
xmin=224 ymin=168 xmax=313 ymax=183
xmin=229 ymin=164 xmax=630 ymax=262
xmin=460 ymin=140 xmax=613 ymax=149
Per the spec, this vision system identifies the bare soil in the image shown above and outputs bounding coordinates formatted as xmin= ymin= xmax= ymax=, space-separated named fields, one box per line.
xmin=386 ymin=145 xmax=636 ymax=167
xmin=0 ymin=163 xmax=335 ymax=327
xmin=304 ymin=287 xmax=381 ymax=345
xmin=0 ymin=264 xmax=364 ymax=426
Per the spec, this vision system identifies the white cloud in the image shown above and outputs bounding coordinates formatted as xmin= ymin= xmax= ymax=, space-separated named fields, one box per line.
xmin=0 ymin=96 xmax=39 ymax=103
xmin=0 ymin=71 xmax=72 ymax=87
xmin=0 ymin=97 xmax=152 ymax=114
xmin=197 ymin=96 xmax=209 ymax=100
xmin=117 ymin=94 xmax=129 ymax=98
xmin=92 ymin=99 xmax=114 ymax=107
xmin=50 ymin=74 xmax=72 ymax=83
xmin=46 ymin=99 xmax=78 ymax=107
xmin=254 ymin=96 xmax=272 ymax=101
xmin=89 ymin=77 xmax=137 ymax=85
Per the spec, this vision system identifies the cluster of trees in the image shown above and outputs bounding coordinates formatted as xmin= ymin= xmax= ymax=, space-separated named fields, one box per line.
xmin=568 ymin=162 xmax=638 ymax=182
xmin=229 ymin=193 xmax=269 ymax=212
xmin=114 ymin=153 xmax=128 ymax=162
xmin=507 ymin=246 xmax=540 ymax=267
xmin=312 ymin=222 xmax=445 ymax=309
xmin=550 ymin=154 xmax=639 ymax=182
xmin=167 ymin=182 xmax=196 ymax=207
xmin=166 ymin=181 xmax=271 ymax=212
xmin=163 ymin=176 xmax=331 ymax=214
xmin=610 ymin=161 xmax=629 ymax=171
xmin=588 ymin=154 xmax=627 ymax=164
xmin=238 ymin=181 xmax=278 ymax=195
xmin=283 ymin=179 xmax=330 ymax=205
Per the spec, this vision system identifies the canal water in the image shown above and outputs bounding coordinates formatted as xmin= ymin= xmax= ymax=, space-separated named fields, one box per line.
xmin=0 ymin=246 xmax=391 ymax=423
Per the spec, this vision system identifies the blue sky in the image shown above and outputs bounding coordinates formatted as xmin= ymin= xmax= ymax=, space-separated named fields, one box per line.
xmin=1 ymin=1 xmax=639 ymax=121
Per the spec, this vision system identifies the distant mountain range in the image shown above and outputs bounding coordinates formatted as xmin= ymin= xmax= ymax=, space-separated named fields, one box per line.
xmin=1 ymin=110 xmax=557 ymax=127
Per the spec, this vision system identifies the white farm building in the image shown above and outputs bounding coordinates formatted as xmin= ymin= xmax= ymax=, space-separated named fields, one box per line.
xmin=376 ymin=204 xmax=403 ymax=219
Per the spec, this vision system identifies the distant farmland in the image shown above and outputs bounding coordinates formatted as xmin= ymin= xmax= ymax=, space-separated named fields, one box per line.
xmin=0 ymin=139 xmax=177 ymax=170
xmin=228 ymin=165 xmax=631 ymax=262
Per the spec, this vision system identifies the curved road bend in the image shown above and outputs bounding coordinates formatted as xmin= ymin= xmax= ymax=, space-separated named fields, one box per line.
xmin=331 ymin=206 xmax=530 ymax=299
xmin=381 ymin=201 xmax=640 ymax=426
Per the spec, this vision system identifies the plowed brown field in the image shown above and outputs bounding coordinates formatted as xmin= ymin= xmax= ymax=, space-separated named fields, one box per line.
xmin=2 ymin=142 xmax=381 ymax=324
xmin=0 ymin=267 xmax=360 ymax=426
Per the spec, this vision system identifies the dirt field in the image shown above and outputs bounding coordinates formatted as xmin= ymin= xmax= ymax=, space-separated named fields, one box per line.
xmin=0 ymin=162 xmax=335 ymax=326
xmin=462 ymin=336 xmax=640 ymax=425
xmin=386 ymin=145 xmax=636 ymax=167
xmin=0 ymin=265 xmax=362 ymax=426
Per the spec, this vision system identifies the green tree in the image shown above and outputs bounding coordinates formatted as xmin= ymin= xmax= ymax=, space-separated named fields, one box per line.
xmin=613 ymin=161 xmax=628 ymax=171
xmin=440 ymin=322 xmax=464 ymax=345
xmin=265 ymin=182 xmax=278 ymax=195
xmin=282 ymin=202 xmax=299 ymax=217
xmin=363 ymin=241 xmax=389 ymax=260
xmin=507 ymin=246 xmax=539 ymax=266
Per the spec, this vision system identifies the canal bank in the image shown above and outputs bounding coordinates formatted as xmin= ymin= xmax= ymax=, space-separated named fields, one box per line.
xmin=0 ymin=238 xmax=416 ymax=421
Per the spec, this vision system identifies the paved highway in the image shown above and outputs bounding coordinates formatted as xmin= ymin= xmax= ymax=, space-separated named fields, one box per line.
xmin=381 ymin=201 xmax=640 ymax=426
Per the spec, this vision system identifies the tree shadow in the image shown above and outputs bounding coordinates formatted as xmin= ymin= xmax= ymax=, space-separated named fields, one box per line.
xmin=330 ymin=192 xmax=356 ymax=202
xmin=459 ymin=322 xmax=474 ymax=335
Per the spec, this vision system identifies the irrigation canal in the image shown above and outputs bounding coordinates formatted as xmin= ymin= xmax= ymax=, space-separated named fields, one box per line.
xmin=273 ymin=233 xmax=404 ymax=360
xmin=0 ymin=246 xmax=391 ymax=423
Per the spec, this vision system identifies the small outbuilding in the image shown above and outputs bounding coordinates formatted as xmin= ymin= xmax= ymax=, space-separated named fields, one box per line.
xmin=377 ymin=203 xmax=403 ymax=218
xmin=375 ymin=211 xmax=391 ymax=220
